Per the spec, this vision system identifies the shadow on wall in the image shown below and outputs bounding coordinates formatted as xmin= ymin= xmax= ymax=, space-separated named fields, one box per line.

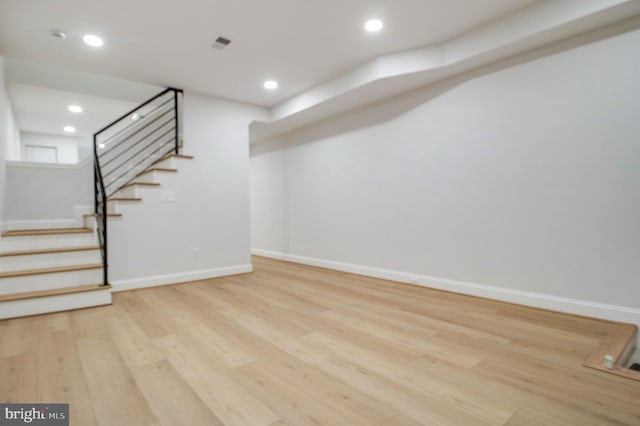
xmin=251 ymin=14 xmax=640 ymax=155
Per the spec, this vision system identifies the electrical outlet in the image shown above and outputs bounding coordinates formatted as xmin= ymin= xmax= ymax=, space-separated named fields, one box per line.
xmin=192 ymin=248 xmax=200 ymax=259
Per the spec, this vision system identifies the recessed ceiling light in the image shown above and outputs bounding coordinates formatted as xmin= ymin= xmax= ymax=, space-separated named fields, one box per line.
xmin=264 ymin=80 xmax=278 ymax=90
xmin=68 ymin=105 xmax=83 ymax=113
xmin=365 ymin=19 xmax=384 ymax=32
xmin=98 ymin=143 xmax=106 ymax=149
xmin=83 ymin=34 xmax=103 ymax=47
xmin=131 ymin=113 xmax=140 ymax=121
xmin=63 ymin=126 xmax=76 ymax=133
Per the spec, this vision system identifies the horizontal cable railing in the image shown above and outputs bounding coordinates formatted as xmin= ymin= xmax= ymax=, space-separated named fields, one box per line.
xmin=93 ymin=87 xmax=183 ymax=285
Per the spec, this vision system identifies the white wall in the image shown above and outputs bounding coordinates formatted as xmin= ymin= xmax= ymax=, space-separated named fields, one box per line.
xmin=3 ymin=159 xmax=92 ymax=221
xmin=20 ymin=131 xmax=78 ymax=164
xmin=251 ymin=139 xmax=289 ymax=253
xmin=4 ymin=98 xmax=20 ymax=163
xmin=0 ymin=57 xmax=8 ymax=229
xmin=0 ymin=57 xmax=21 ymax=229
xmin=251 ymin=28 xmax=640 ymax=326
xmin=109 ymin=92 xmax=268 ymax=289
xmin=7 ymin=104 xmax=20 ymax=161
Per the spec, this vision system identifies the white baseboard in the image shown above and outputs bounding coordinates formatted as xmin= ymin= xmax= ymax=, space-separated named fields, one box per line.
xmin=111 ymin=264 xmax=254 ymax=292
xmin=252 ymin=249 xmax=640 ymax=345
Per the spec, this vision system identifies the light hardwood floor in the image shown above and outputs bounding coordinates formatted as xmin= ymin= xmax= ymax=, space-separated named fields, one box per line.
xmin=1 ymin=256 xmax=639 ymax=425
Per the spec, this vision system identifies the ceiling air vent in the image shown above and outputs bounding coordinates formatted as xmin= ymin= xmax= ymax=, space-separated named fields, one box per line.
xmin=212 ymin=36 xmax=232 ymax=50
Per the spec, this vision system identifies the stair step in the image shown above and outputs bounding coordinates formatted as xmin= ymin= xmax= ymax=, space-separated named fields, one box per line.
xmin=1 ymin=227 xmax=93 ymax=237
xmin=84 ymin=213 xmax=123 ymax=218
xmin=107 ymin=197 xmax=142 ymax=202
xmin=122 ymin=182 xmax=161 ymax=189
xmin=151 ymin=154 xmax=194 ymax=170
xmin=0 ymin=263 xmax=103 ymax=279
xmin=138 ymin=167 xmax=177 ymax=176
xmin=0 ymin=283 xmax=111 ymax=303
xmin=0 ymin=248 xmax=101 ymax=273
xmin=155 ymin=153 xmax=194 ymax=164
xmin=0 ymin=265 xmax=103 ymax=295
xmin=0 ymin=284 xmax=112 ymax=319
xmin=0 ymin=246 xmax=99 ymax=257
xmin=0 ymin=232 xmax=98 ymax=252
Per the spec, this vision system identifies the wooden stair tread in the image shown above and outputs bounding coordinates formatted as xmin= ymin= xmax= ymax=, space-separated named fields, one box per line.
xmin=0 ymin=246 xmax=100 ymax=257
xmin=122 ymin=182 xmax=161 ymax=189
xmin=107 ymin=197 xmax=142 ymax=202
xmin=155 ymin=154 xmax=194 ymax=163
xmin=0 ymin=263 xmax=103 ymax=279
xmin=84 ymin=213 xmax=123 ymax=218
xmin=2 ymin=228 xmax=93 ymax=237
xmin=138 ymin=167 xmax=177 ymax=176
xmin=0 ymin=283 xmax=112 ymax=303
xmin=153 ymin=149 xmax=194 ymax=164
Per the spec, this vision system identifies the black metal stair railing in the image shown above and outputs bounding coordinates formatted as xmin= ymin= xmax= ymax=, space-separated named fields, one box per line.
xmin=93 ymin=88 xmax=183 ymax=285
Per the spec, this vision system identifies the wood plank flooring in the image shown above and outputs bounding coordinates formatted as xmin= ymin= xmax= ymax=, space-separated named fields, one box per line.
xmin=1 ymin=256 xmax=639 ymax=425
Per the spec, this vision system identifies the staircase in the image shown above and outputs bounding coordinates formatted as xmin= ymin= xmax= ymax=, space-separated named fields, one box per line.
xmin=0 ymin=88 xmax=189 ymax=319
xmin=0 ymin=224 xmax=109 ymax=318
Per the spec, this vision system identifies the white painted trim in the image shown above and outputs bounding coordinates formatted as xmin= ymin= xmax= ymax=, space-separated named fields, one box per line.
xmin=252 ymin=249 xmax=640 ymax=342
xmin=111 ymin=264 xmax=254 ymax=292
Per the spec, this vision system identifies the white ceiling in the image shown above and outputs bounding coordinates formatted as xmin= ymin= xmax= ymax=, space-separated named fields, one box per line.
xmin=0 ymin=0 xmax=537 ymax=107
xmin=249 ymin=0 xmax=640 ymax=142
xmin=3 ymin=0 xmax=640 ymax=145
xmin=7 ymin=83 xmax=139 ymax=139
